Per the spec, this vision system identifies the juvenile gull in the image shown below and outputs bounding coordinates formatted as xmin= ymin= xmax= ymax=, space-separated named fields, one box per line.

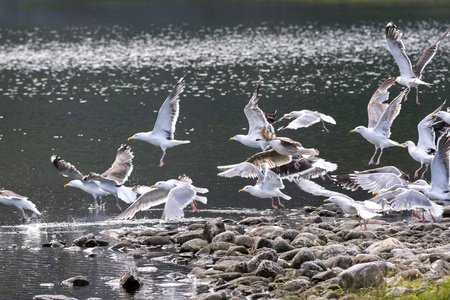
xmin=350 ymin=78 xmax=407 ymax=165
xmin=83 ymin=144 xmax=136 ymax=211
xmin=230 ymin=80 xmax=275 ymax=151
xmin=51 ymin=155 xmax=110 ymax=209
xmin=114 ymin=175 xmax=208 ymax=221
xmin=128 ymin=77 xmax=190 ymax=167
xmin=293 ymin=178 xmax=381 ymax=231
xmin=276 ymin=110 xmax=336 ymax=132
xmin=0 ymin=189 xmax=41 ymax=221
xmin=385 ymin=22 xmax=450 ymax=103
xmin=260 ymin=129 xmax=319 ymax=160
xmin=404 ymin=101 xmax=445 ymax=178
xmin=238 ymin=163 xmax=291 ymax=210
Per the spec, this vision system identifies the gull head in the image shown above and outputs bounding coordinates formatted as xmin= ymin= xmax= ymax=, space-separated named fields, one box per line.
xmin=403 ymin=141 xmax=414 ymax=148
xmin=350 ymin=126 xmax=364 ymax=134
xmin=239 ymin=186 xmax=252 ymax=193
xmin=128 ymin=132 xmax=150 ymax=141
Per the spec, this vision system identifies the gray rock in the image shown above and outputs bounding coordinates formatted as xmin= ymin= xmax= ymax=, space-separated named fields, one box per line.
xmin=299 ymin=261 xmax=324 ymax=278
xmin=255 ymin=260 xmax=285 ymax=278
xmin=73 ymin=233 xmax=95 ymax=247
xmin=282 ymin=229 xmax=300 ymax=241
xmin=234 ymin=235 xmax=255 ymax=248
xmin=344 ymin=230 xmax=377 ymax=241
xmin=179 ymin=238 xmax=208 ymax=253
xmin=42 ymin=240 xmax=66 ymax=248
xmin=429 ymin=253 xmax=450 ymax=263
xmin=282 ymin=278 xmax=310 ymax=293
xmin=120 ymin=267 xmax=143 ymax=292
xmin=396 ymin=269 xmax=423 ymax=281
xmin=311 ymin=269 xmax=337 ymax=282
xmin=291 ymin=248 xmax=315 ymax=269
xmin=208 ymin=241 xmax=235 ymax=252
xmin=225 ymin=262 xmax=248 ymax=273
xmin=137 ymin=229 xmax=156 ymax=236
xmin=61 ymin=275 xmax=90 ymax=287
xmin=190 ymin=291 xmax=226 ymax=300
xmin=252 ymin=237 xmax=273 ymax=249
xmin=431 ymin=260 xmax=450 ymax=278
xmin=272 ymin=236 xmax=294 ymax=253
xmin=172 ymin=229 xmax=204 ymax=245
xmin=247 ymin=248 xmax=278 ymax=272
xmin=204 ymin=219 xmax=226 ymax=242
xmin=138 ymin=235 xmax=172 ymax=246
xmin=319 ymin=244 xmax=358 ymax=260
xmin=238 ymin=217 xmax=269 ymax=225
xmin=338 ymin=262 xmax=385 ymax=290
xmin=33 ymin=296 xmax=78 ymax=300
xmin=247 ymin=225 xmax=284 ymax=238
xmin=366 ymin=237 xmax=407 ymax=254
xmin=227 ymin=245 xmax=249 ymax=255
xmin=212 ymin=231 xmax=235 ymax=243
xmin=279 ymin=249 xmax=300 ymax=261
xmin=331 ymin=255 xmax=353 ymax=270
xmin=214 ymin=260 xmax=246 ymax=272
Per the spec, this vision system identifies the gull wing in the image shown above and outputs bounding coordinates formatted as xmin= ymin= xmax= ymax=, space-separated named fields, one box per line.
xmin=429 ymin=135 xmax=450 ymax=194
xmin=152 ymin=77 xmax=185 ymax=139
xmin=351 ymin=202 xmax=381 ymax=220
xmin=413 ymin=27 xmax=450 ymax=78
xmin=385 ymin=22 xmax=415 ymax=78
xmin=260 ymin=167 xmax=284 ymax=190
xmin=51 ymin=155 xmax=84 ymax=180
xmin=367 ymin=77 xmax=396 ymax=128
xmin=389 ymin=188 xmax=434 ymax=211
xmin=114 ymin=188 xmax=169 ymax=220
xmin=279 ymin=111 xmax=320 ymax=130
xmin=244 ymin=80 xmax=274 ymax=135
xmin=101 ymin=144 xmax=134 ymax=185
xmin=373 ymin=88 xmax=407 ymax=138
xmin=292 ymin=177 xmax=353 ymax=201
xmin=416 ymin=101 xmax=446 ymax=153
xmin=271 ymin=158 xmax=337 ymax=181
xmin=161 ymin=184 xmax=196 ymax=221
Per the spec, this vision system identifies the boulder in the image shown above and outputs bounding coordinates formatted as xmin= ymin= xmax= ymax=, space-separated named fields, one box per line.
xmin=255 ymin=260 xmax=285 ymax=278
xmin=138 ymin=236 xmax=172 ymax=246
xmin=73 ymin=233 xmax=95 ymax=247
xmin=212 ymin=231 xmax=235 ymax=243
xmin=120 ymin=267 xmax=143 ymax=292
xmin=366 ymin=237 xmax=407 ymax=254
xmin=179 ymin=238 xmax=209 ymax=253
xmin=272 ymin=237 xmax=294 ymax=253
xmin=203 ymin=219 xmax=226 ymax=242
xmin=291 ymin=248 xmax=315 ymax=269
xmin=234 ymin=235 xmax=255 ymax=248
xmin=338 ymin=262 xmax=385 ymax=290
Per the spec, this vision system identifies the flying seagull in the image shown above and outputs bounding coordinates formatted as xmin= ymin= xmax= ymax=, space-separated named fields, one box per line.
xmin=350 ymin=78 xmax=407 ymax=165
xmin=128 ymin=77 xmax=190 ymax=167
xmin=114 ymin=175 xmax=208 ymax=221
xmin=0 ymin=189 xmax=41 ymax=221
xmin=385 ymin=22 xmax=450 ymax=103
xmin=276 ymin=110 xmax=336 ymax=132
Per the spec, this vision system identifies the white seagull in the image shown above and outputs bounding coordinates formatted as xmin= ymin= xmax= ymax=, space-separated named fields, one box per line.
xmin=238 ymin=163 xmax=291 ymax=210
xmin=128 ymin=77 xmax=190 ymax=167
xmin=83 ymin=144 xmax=137 ymax=211
xmin=350 ymin=78 xmax=407 ymax=165
xmin=404 ymin=101 xmax=445 ymax=178
xmin=293 ymin=178 xmax=381 ymax=231
xmin=230 ymin=80 xmax=275 ymax=151
xmin=276 ymin=110 xmax=336 ymax=132
xmin=51 ymin=155 xmax=110 ymax=209
xmin=114 ymin=175 xmax=208 ymax=221
xmin=0 ymin=189 xmax=41 ymax=221
xmin=385 ymin=22 xmax=450 ymax=103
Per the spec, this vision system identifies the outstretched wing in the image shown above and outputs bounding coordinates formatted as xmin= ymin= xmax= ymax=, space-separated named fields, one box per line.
xmin=385 ymin=22 xmax=415 ymax=78
xmin=161 ymin=184 xmax=196 ymax=221
xmin=114 ymin=188 xmax=169 ymax=220
xmin=101 ymin=144 xmax=134 ymax=185
xmin=373 ymin=88 xmax=407 ymax=138
xmin=367 ymin=77 xmax=395 ymax=128
xmin=51 ymin=155 xmax=84 ymax=180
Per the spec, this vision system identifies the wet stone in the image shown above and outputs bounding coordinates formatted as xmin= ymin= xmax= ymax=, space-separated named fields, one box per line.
xmin=120 ymin=267 xmax=143 ymax=292
xmin=61 ymin=275 xmax=90 ymax=287
xmin=204 ymin=219 xmax=226 ymax=243
xmin=33 ymin=296 xmax=78 ymax=300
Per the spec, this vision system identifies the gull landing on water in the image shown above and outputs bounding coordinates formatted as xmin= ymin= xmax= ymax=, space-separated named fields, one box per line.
xmin=385 ymin=22 xmax=450 ymax=104
xmin=128 ymin=77 xmax=190 ymax=167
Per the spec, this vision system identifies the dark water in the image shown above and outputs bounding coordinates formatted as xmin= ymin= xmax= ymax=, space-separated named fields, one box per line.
xmin=0 ymin=1 xmax=449 ymax=299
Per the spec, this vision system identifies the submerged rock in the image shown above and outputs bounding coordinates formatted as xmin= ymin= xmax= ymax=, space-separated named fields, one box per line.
xmin=120 ymin=267 xmax=143 ymax=293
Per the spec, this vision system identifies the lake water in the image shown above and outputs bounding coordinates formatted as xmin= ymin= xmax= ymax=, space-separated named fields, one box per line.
xmin=0 ymin=1 xmax=449 ymax=299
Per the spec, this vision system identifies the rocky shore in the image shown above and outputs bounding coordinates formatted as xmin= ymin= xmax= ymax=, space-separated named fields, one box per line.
xmin=34 ymin=202 xmax=450 ymax=300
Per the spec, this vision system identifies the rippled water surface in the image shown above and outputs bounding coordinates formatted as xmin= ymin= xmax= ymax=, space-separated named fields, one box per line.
xmin=0 ymin=1 xmax=449 ymax=299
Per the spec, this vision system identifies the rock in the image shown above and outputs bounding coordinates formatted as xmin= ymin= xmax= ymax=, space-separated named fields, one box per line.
xmin=214 ymin=260 xmax=246 ymax=272
xmin=247 ymin=225 xmax=284 ymax=238
xmin=227 ymin=245 xmax=248 ymax=255
xmin=238 ymin=217 xmax=269 ymax=225
xmin=234 ymin=235 xmax=255 ymax=248
xmin=208 ymin=241 xmax=234 ymax=252
xmin=255 ymin=260 xmax=285 ymax=278
xmin=190 ymin=291 xmax=226 ymax=300
xmin=331 ymin=256 xmax=353 ymax=269
xmin=366 ymin=237 xmax=407 ymax=254
xmin=279 ymin=249 xmax=300 ymax=261
xmin=344 ymin=230 xmax=377 ymax=241
xmin=429 ymin=253 xmax=450 ymax=263
xmin=272 ymin=237 xmax=294 ymax=253
xmin=312 ymin=269 xmax=337 ymax=282
xmin=179 ymin=238 xmax=209 ymax=253
xmin=396 ymin=269 xmax=423 ymax=281
xmin=83 ymin=239 xmax=99 ymax=247
xmin=61 ymin=276 xmax=90 ymax=287
xmin=247 ymin=248 xmax=278 ymax=272
xmin=138 ymin=236 xmax=172 ymax=246
xmin=252 ymin=237 xmax=273 ymax=250
xmin=212 ymin=231 xmax=235 ymax=243
xmin=204 ymin=219 xmax=226 ymax=242
xmin=353 ymin=254 xmax=381 ymax=264
xmin=282 ymin=278 xmax=311 ymax=293
xmin=120 ymin=267 xmax=143 ymax=292
xmin=319 ymin=244 xmax=358 ymax=260
xmin=42 ymin=240 xmax=66 ymax=248
xmin=291 ymin=248 xmax=315 ymax=269
xmin=225 ymin=262 xmax=248 ymax=273
xmin=172 ymin=230 xmax=204 ymax=245
xmin=33 ymin=296 xmax=78 ymax=300
xmin=282 ymin=229 xmax=300 ymax=241
xmin=431 ymin=260 xmax=450 ymax=278
xmin=302 ymin=216 xmax=323 ymax=225
xmin=299 ymin=261 xmax=324 ymax=278
xmin=338 ymin=262 xmax=385 ymax=290
xmin=73 ymin=233 xmax=95 ymax=247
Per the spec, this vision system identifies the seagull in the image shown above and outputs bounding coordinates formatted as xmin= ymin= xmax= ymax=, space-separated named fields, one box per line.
xmin=292 ymin=178 xmax=381 ymax=231
xmin=385 ymin=22 xmax=450 ymax=103
xmin=238 ymin=163 xmax=291 ymax=210
xmin=404 ymin=101 xmax=445 ymax=178
xmin=83 ymin=144 xmax=137 ymax=211
xmin=114 ymin=175 xmax=208 ymax=221
xmin=51 ymin=155 xmax=110 ymax=209
xmin=0 ymin=189 xmax=41 ymax=221
xmin=260 ymin=129 xmax=319 ymax=159
xmin=409 ymin=135 xmax=450 ymax=201
xmin=350 ymin=78 xmax=407 ymax=165
xmin=276 ymin=110 xmax=336 ymax=132
xmin=229 ymin=80 xmax=275 ymax=151
xmin=270 ymin=157 xmax=338 ymax=181
xmin=128 ymin=77 xmax=190 ymax=167
xmin=333 ymin=166 xmax=411 ymax=194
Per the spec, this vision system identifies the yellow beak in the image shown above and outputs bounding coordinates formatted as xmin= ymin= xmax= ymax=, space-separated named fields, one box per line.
xmin=431 ymin=114 xmax=436 ymax=117
xmin=373 ymin=192 xmax=378 ymax=196
xmin=64 ymin=184 xmax=69 ymax=188
xmin=151 ymin=185 xmax=156 ymax=188
xmin=229 ymin=137 xmax=234 ymax=141
xmin=350 ymin=130 xmax=355 ymax=133
xmin=238 ymin=189 xmax=244 ymax=192
xmin=324 ymin=199 xmax=329 ymax=202
xmin=127 ymin=137 xmax=133 ymax=141
xmin=284 ymin=114 xmax=290 ymax=118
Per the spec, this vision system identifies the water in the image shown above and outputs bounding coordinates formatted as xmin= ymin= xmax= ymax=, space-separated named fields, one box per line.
xmin=0 ymin=1 xmax=449 ymax=299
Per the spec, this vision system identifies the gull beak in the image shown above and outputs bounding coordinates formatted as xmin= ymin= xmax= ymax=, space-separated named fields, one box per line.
xmin=151 ymin=185 xmax=156 ymax=188
xmin=229 ymin=137 xmax=234 ymax=141
xmin=373 ymin=192 xmax=378 ymax=195
xmin=392 ymin=190 xmax=397 ymax=193
xmin=128 ymin=137 xmax=133 ymax=141
xmin=284 ymin=114 xmax=290 ymax=118
xmin=401 ymin=143 xmax=406 ymax=147
xmin=238 ymin=189 xmax=244 ymax=192
xmin=349 ymin=130 xmax=355 ymax=133
xmin=324 ymin=198 xmax=330 ymax=202
xmin=64 ymin=184 xmax=69 ymax=188
xmin=431 ymin=114 xmax=436 ymax=117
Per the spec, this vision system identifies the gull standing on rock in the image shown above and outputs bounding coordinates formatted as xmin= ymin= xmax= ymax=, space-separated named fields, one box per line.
xmin=114 ymin=175 xmax=208 ymax=221
xmin=128 ymin=77 xmax=190 ymax=167
xmin=229 ymin=80 xmax=275 ymax=151
xmin=385 ymin=22 xmax=450 ymax=103
xmin=0 ymin=189 xmax=41 ymax=222
xmin=350 ymin=77 xmax=407 ymax=165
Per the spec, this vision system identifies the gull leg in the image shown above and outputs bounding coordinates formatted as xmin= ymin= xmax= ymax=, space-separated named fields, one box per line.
xmin=322 ymin=120 xmax=330 ymax=133
xmin=358 ymin=216 xmax=363 ymax=228
xmin=277 ymin=197 xmax=285 ymax=209
xmin=159 ymin=150 xmax=166 ymax=167
xmin=368 ymin=147 xmax=379 ymax=165
xmin=190 ymin=201 xmax=199 ymax=213
xmin=416 ymin=87 xmax=419 ymax=104
xmin=294 ymin=159 xmax=301 ymax=170
xmin=429 ymin=210 xmax=436 ymax=222
xmin=404 ymin=88 xmax=410 ymax=102
xmin=375 ymin=148 xmax=384 ymax=165
xmin=422 ymin=209 xmax=426 ymax=222
xmin=412 ymin=210 xmax=421 ymax=220
xmin=364 ymin=219 xmax=368 ymax=231
xmin=116 ymin=198 xmax=122 ymax=212
xmin=414 ymin=164 xmax=423 ymax=178
xmin=271 ymin=198 xmax=278 ymax=210
xmin=420 ymin=165 xmax=429 ymax=179
xmin=21 ymin=209 xmax=29 ymax=222
xmin=320 ymin=175 xmax=326 ymax=181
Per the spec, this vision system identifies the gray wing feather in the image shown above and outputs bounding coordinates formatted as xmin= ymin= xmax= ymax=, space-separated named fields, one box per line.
xmin=114 ymin=188 xmax=169 ymax=220
xmin=413 ymin=28 xmax=450 ymax=78
xmin=51 ymin=155 xmax=84 ymax=180
xmin=161 ymin=185 xmax=196 ymax=221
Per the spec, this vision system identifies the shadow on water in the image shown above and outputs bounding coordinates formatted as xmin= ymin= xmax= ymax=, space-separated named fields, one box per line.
xmin=0 ymin=1 xmax=449 ymax=299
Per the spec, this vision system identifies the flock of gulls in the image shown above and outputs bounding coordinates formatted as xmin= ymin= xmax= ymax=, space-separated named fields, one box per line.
xmin=1 ymin=23 xmax=450 ymax=230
